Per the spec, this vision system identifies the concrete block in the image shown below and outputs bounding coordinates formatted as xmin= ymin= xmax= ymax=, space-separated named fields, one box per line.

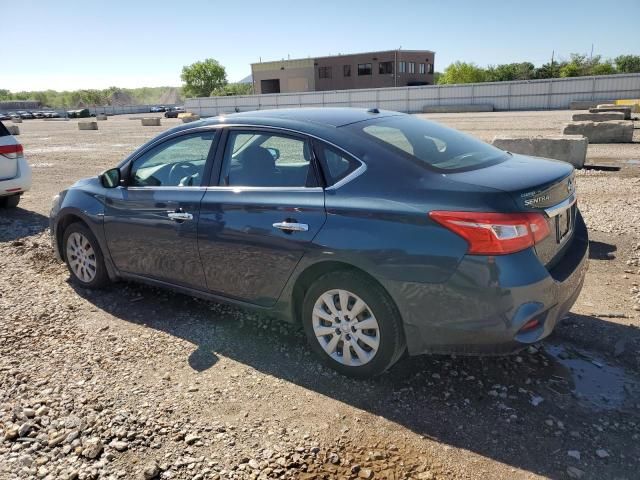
xmin=96 ymin=114 xmax=108 ymax=121
xmin=78 ymin=121 xmax=98 ymax=131
xmin=141 ymin=117 xmax=161 ymax=126
xmin=6 ymin=125 xmax=20 ymax=135
xmin=588 ymin=106 xmax=632 ymax=120
xmin=596 ymin=104 xmax=617 ymax=108
xmin=569 ymin=100 xmax=615 ymax=110
xmin=562 ymin=121 xmax=633 ymax=143
xmin=181 ymin=114 xmax=200 ymax=123
xmin=422 ymin=104 xmax=493 ymax=113
xmin=572 ymin=112 xmax=625 ymax=122
xmin=491 ymin=135 xmax=588 ymax=168
xmin=11 ymin=117 xmax=22 ymax=123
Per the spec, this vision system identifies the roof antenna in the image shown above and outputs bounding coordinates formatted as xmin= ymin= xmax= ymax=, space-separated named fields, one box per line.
xmin=367 ymin=108 xmax=380 ymax=114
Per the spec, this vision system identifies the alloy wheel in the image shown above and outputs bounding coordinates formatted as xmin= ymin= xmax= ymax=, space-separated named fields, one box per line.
xmin=312 ymin=289 xmax=380 ymax=366
xmin=66 ymin=232 xmax=97 ymax=283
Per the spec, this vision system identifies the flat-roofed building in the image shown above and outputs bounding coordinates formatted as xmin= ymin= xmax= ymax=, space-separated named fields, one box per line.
xmin=251 ymin=49 xmax=435 ymax=94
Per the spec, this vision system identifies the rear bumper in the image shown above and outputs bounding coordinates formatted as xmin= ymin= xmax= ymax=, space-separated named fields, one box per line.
xmin=0 ymin=157 xmax=31 ymax=196
xmin=389 ymin=211 xmax=589 ymax=356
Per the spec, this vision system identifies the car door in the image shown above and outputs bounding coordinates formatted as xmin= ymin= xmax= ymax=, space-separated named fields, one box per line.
xmin=103 ymin=129 xmax=219 ymax=289
xmin=197 ymin=128 xmax=326 ymax=306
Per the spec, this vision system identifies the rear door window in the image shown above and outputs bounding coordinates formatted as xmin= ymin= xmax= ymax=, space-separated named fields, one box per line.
xmin=0 ymin=122 xmax=9 ymax=137
xmin=221 ymin=130 xmax=317 ymax=187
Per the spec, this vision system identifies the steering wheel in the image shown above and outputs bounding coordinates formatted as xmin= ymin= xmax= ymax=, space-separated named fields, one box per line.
xmin=168 ymin=161 xmax=198 ymax=185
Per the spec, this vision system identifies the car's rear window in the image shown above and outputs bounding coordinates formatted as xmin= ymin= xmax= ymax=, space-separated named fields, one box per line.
xmin=348 ymin=115 xmax=508 ymax=172
xmin=0 ymin=121 xmax=9 ymax=137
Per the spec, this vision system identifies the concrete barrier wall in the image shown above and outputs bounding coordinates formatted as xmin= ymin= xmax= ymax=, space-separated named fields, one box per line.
xmin=185 ymin=73 xmax=640 ymax=117
xmin=422 ymin=104 xmax=493 ymax=113
xmin=492 ymin=135 xmax=588 ymax=168
xmin=563 ymin=121 xmax=634 ymax=143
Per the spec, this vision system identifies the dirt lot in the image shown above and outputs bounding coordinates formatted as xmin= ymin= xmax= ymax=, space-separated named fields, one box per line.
xmin=1 ymin=111 xmax=639 ymax=480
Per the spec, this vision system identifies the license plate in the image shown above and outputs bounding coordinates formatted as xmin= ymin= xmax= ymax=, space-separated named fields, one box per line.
xmin=556 ymin=207 xmax=573 ymax=243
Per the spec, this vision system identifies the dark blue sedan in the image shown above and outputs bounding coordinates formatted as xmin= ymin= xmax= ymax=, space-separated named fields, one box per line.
xmin=50 ymin=108 xmax=588 ymax=377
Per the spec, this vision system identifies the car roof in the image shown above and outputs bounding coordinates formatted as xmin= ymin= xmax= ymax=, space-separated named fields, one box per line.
xmin=163 ymin=108 xmax=405 ymax=143
xmin=218 ymin=107 xmax=402 ymax=128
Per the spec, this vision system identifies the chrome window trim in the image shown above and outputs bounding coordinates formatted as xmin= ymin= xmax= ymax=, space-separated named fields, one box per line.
xmin=203 ymin=186 xmax=324 ymax=193
xmin=544 ymin=193 xmax=577 ymax=218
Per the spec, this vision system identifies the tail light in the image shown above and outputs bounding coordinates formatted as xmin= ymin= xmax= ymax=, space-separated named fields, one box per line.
xmin=429 ymin=211 xmax=550 ymax=255
xmin=0 ymin=144 xmax=24 ymax=160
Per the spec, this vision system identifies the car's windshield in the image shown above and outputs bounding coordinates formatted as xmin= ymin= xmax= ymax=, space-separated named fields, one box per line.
xmin=349 ymin=115 xmax=508 ymax=172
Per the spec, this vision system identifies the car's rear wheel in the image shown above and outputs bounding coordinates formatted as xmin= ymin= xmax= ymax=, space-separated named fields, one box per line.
xmin=63 ymin=222 xmax=110 ymax=289
xmin=302 ymin=270 xmax=405 ymax=378
xmin=0 ymin=195 xmax=21 ymax=208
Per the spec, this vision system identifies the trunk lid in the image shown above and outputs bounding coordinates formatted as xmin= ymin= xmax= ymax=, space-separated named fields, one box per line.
xmin=446 ymin=153 xmax=576 ymax=268
xmin=0 ymin=122 xmax=19 ymax=181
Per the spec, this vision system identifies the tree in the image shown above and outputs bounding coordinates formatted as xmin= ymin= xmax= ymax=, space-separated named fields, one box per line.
xmin=591 ymin=61 xmax=616 ymax=76
xmin=437 ymin=62 xmax=487 ymax=84
xmin=211 ymin=82 xmax=253 ymax=96
xmin=614 ymin=55 xmax=640 ymax=73
xmin=181 ymin=58 xmax=227 ymax=98
xmin=486 ymin=62 xmax=535 ymax=82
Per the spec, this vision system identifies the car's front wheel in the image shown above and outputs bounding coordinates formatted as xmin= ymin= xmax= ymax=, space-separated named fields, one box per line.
xmin=63 ymin=222 xmax=110 ymax=288
xmin=302 ymin=270 xmax=405 ymax=378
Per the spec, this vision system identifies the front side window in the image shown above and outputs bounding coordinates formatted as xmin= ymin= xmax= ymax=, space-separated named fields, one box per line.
xmin=130 ymin=132 xmax=214 ymax=187
xmin=379 ymin=61 xmax=393 ymax=74
xmin=343 ymin=64 xmax=351 ymax=77
xmin=408 ymin=62 xmax=415 ymax=74
xmin=222 ymin=131 xmax=315 ymax=187
xmin=350 ymin=116 xmax=508 ymax=172
xmin=398 ymin=61 xmax=406 ymax=73
xmin=357 ymin=63 xmax=372 ymax=76
xmin=318 ymin=66 xmax=332 ymax=79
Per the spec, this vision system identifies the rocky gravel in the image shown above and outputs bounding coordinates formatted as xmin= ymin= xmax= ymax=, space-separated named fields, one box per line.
xmin=1 ymin=113 xmax=640 ymax=479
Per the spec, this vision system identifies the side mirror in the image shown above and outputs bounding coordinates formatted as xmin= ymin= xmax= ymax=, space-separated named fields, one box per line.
xmin=100 ymin=168 xmax=121 ymax=188
xmin=266 ymin=147 xmax=280 ymax=161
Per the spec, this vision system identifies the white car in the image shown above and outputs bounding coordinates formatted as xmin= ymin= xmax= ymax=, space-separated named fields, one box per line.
xmin=0 ymin=122 xmax=31 ymax=208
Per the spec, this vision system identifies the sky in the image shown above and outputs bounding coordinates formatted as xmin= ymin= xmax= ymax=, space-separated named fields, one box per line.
xmin=3 ymin=0 xmax=640 ymax=92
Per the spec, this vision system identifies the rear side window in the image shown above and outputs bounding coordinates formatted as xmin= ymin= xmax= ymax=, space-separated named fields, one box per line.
xmin=0 ymin=122 xmax=9 ymax=137
xmin=316 ymin=143 xmax=360 ymax=186
xmin=221 ymin=130 xmax=316 ymax=188
xmin=351 ymin=116 xmax=508 ymax=172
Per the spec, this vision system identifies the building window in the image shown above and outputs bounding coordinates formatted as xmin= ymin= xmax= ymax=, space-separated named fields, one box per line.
xmin=428 ymin=62 xmax=434 ymax=73
xmin=408 ymin=62 xmax=415 ymax=74
xmin=378 ymin=61 xmax=393 ymax=74
xmin=343 ymin=65 xmax=351 ymax=77
xmin=318 ymin=66 xmax=332 ymax=79
xmin=419 ymin=63 xmax=426 ymax=74
xmin=357 ymin=63 xmax=372 ymax=76
xmin=399 ymin=61 xmax=406 ymax=73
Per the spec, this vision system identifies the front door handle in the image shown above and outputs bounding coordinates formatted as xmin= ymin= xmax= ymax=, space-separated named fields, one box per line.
xmin=167 ymin=211 xmax=193 ymax=221
xmin=273 ymin=221 xmax=309 ymax=232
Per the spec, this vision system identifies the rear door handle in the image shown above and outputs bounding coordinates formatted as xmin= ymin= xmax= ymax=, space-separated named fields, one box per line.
xmin=273 ymin=221 xmax=309 ymax=232
xmin=167 ymin=211 xmax=193 ymax=221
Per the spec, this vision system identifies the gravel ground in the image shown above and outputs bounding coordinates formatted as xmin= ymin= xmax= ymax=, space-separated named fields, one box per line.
xmin=1 ymin=111 xmax=639 ymax=480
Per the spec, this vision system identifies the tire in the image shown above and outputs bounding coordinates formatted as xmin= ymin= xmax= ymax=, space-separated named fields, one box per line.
xmin=302 ymin=270 xmax=406 ymax=378
xmin=62 ymin=222 xmax=110 ymax=289
xmin=0 ymin=194 xmax=20 ymax=208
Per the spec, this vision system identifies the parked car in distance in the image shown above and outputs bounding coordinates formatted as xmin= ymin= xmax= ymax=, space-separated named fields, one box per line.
xmin=164 ymin=106 xmax=185 ymax=118
xmin=67 ymin=109 xmax=91 ymax=118
xmin=33 ymin=111 xmax=46 ymax=119
xmin=43 ymin=111 xmax=61 ymax=118
xmin=0 ymin=121 xmax=31 ymax=207
xmin=0 ymin=113 xmax=10 ymax=121
xmin=17 ymin=111 xmax=34 ymax=119
xmin=50 ymin=108 xmax=588 ymax=378
xmin=150 ymin=106 xmax=167 ymax=113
